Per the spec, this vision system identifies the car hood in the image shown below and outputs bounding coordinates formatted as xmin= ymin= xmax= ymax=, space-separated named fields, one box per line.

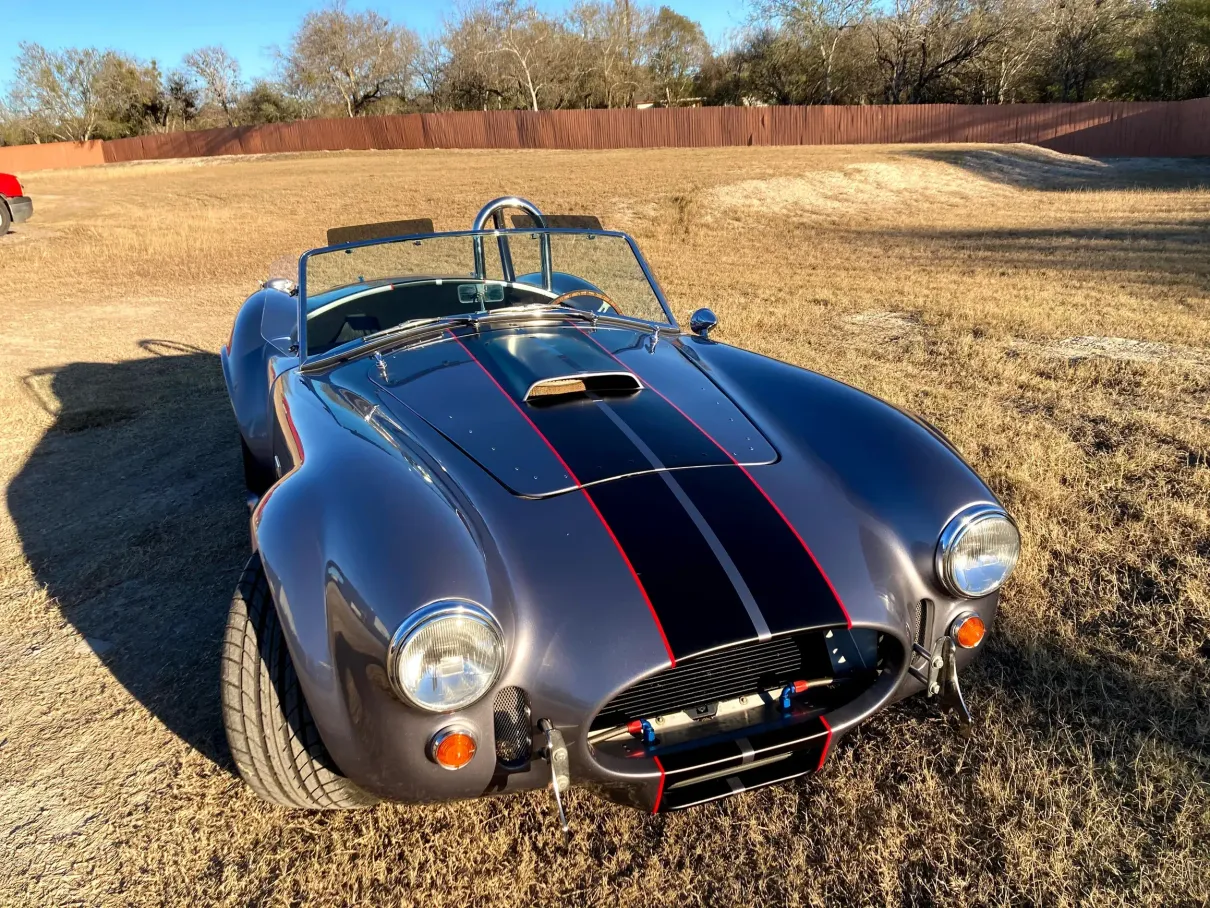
xmin=369 ymin=323 xmax=776 ymax=497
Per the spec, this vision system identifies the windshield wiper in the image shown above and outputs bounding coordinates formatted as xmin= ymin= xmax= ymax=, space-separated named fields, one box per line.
xmin=300 ymin=315 xmax=475 ymax=371
xmin=302 ymin=305 xmax=670 ymax=373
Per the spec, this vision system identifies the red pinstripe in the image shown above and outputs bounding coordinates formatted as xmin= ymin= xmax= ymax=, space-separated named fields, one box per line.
xmin=652 ymin=755 xmax=666 ymax=813
xmin=572 ymin=324 xmax=853 ymax=629
xmin=817 ymin=715 xmax=834 ymax=771
xmin=445 ymin=330 xmax=677 ymax=667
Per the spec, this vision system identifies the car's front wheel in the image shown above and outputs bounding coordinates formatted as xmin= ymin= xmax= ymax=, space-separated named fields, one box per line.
xmin=221 ymin=552 xmax=379 ymax=810
xmin=0 ymin=201 xmax=11 ymax=236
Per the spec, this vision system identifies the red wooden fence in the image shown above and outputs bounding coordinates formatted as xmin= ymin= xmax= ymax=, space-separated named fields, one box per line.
xmin=5 ymin=100 xmax=1208 ymax=172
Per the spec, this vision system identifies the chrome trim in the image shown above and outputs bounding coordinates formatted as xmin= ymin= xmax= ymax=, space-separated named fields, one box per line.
xmin=386 ymin=599 xmax=505 ymax=712
xmin=300 ymin=303 xmax=675 ymax=374
xmin=262 ymin=276 xmax=298 ymax=296
xmin=934 ymin=503 xmax=1019 ymax=599
xmin=472 ymin=197 xmax=551 ymax=290
xmin=428 ymin=725 xmax=479 ymax=770
xmin=949 ymin=611 xmax=984 ymax=648
xmin=689 ymin=308 xmax=718 ymax=338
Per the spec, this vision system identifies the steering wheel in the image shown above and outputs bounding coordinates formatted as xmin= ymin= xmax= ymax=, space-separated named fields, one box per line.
xmin=547 ymin=289 xmax=622 ymax=316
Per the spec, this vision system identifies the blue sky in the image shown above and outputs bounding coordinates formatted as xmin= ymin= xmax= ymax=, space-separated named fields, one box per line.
xmin=1 ymin=0 xmax=748 ymax=87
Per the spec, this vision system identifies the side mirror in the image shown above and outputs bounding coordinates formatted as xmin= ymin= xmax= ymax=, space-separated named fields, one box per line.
xmin=689 ymin=308 xmax=718 ymax=339
xmin=261 ymin=285 xmax=300 ymax=356
xmin=263 ymin=277 xmax=298 ymax=296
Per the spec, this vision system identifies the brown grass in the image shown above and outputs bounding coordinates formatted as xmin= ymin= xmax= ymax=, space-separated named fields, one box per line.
xmin=1 ymin=144 xmax=1208 ymax=908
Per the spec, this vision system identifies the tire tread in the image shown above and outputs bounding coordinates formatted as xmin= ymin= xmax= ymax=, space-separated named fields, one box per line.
xmin=220 ymin=553 xmax=378 ymax=810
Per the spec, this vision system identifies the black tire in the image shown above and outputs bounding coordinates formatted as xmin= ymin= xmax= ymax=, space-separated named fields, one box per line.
xmin=0 ymin=201 xmax=11 ymax=236
xmin=221 ymin=553 xmax=379 ymax=810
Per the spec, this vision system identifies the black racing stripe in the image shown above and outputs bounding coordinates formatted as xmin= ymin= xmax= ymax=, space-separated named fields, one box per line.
xmin=529 ymin=396 xmax=650 ymax=485
xmin=602 ymin=394 xmax=730 ymax=469
xmin=587 ymin=472 xmax=759 ymax=658
xmin=672 ymin=468 xmax=848 ymax=633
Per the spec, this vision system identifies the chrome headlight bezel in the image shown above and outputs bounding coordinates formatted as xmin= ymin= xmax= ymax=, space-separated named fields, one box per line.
xmin=387 ymin=600 xmax=504 ymax=713
xmin=935 ymin=504 xmax=1020 ymax=599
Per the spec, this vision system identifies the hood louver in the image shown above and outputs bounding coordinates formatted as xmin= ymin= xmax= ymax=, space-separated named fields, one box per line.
xmin=524 ymin=371 xmax=641 ymax=403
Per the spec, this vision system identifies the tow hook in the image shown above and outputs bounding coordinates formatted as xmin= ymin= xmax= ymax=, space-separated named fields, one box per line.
xmin=910 ymin=635 xmax=972 ymax=724
xmin=538 ymin=719 xmax=571 ymax=835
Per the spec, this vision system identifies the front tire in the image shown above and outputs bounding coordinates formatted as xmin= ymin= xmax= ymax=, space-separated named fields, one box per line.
xmin=221 ymin=553 xmax=379 ymax=810
xmin=0 ymin=202 xmax=11 ymax=236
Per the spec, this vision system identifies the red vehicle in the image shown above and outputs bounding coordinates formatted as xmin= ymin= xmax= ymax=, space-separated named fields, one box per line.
xmin=0 ymin=173 xmax=33 ymax=234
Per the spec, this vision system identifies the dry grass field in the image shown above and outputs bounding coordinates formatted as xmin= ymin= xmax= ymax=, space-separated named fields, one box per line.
xmin=1 ymin=144 xmax=1208 ymax=908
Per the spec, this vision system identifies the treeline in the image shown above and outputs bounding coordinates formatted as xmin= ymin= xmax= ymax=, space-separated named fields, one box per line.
xmin=4 ymin=0 xmax=1209 ymax=145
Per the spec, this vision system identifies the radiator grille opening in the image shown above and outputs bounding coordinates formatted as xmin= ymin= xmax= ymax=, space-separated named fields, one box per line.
xmin=493 ymin=686 xmax=532 ymax=767
xmin=590 ymin=628 xmax=894 ymax=733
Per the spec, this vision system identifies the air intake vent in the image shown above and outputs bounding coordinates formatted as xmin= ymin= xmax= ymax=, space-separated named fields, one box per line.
xmin=493 ymin=686 xmax=532 ymax=767
xmin=525 ymin=371 xmax=641 ymax=403
xmin=590 ymin=629 xmax=898 ymax=733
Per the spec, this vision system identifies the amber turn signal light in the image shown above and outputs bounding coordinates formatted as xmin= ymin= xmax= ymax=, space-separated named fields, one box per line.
xmin=952 ymin=613 xmax=986 ymax=649
xmin=430 ymin=727 xmax=477 ymax=770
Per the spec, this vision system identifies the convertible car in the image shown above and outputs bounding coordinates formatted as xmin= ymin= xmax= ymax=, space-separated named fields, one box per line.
xmin=220 ymin=197 xmax=1019 ymax=821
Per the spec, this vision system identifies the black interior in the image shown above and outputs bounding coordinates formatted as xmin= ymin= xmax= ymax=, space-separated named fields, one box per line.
xmin=306 ymin=279 xmax=553 ymax=355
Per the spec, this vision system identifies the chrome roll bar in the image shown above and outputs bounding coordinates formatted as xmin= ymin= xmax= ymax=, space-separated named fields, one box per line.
xmin=472 ymin=197 xmax=553 ymax=291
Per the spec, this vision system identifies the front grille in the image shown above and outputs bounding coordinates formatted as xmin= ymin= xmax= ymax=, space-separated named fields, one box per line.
xmin=591 ymin=632 xmax=836 ymax=732
xmin=493 ymin=686 xmax=532 ymax=766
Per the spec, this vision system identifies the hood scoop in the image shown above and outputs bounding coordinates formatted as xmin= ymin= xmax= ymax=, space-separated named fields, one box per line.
xmin=369 ymin=325 xmax=777 ymax=497
xmin=525 ymin=371 xmax=641 ymax=404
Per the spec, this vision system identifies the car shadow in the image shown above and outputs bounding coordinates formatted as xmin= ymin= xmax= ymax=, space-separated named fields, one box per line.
xmin=7 ymin=342 xmax=247 ymax=768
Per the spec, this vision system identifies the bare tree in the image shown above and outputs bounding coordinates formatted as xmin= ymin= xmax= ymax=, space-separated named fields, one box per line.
xmin=980 ymin=0 xmax=1045 ymax=101
xmin=477 ymin=0 xmax=571 ymax=111
xmin=870 ymin=0 xmax=1003 ymax=102
xmin=183 ymin=46 xmax=242 ymax=125
xmin=1038 ymin=0 xmax=1131 ymax=100
xmin=7 ymin=43 xmax=110 ymax=141
xmin=280 ymin=1 xmax=420 ymax=116
xmin=752 ymin=0 xmax=874 ymax=102
xmin=568 ymin=0 xmax=651 ymax=107
xmin=647 ymin=7 xmax=712 ymax=105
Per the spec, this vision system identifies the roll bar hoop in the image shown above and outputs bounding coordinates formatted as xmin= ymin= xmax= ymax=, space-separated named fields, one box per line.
xmin=472 ymin=196 xmax=553 ymax=291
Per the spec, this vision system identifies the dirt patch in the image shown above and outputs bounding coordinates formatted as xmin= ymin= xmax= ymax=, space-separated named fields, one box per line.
xmin=708 ymin=159 xmax=1016 ymax=220
xmin=1041 ymin=335 xmax=1210 ymax=368
xmin=845 ymin=310 xmax=922 ymax=340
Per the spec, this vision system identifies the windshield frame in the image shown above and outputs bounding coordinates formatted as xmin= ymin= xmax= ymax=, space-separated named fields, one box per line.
xmin=296 ymin=227 xmax=677 ymax=365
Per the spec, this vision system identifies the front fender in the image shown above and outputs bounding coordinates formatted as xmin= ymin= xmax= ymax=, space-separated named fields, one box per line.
xmin=251 ymin=371 xmax=512 ymax=798
xmin=679 ymin=336 xmax=1005 ymax=674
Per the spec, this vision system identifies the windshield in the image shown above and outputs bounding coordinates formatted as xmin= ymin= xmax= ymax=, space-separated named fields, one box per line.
xmin=301 ymin=229 xmax=670 ymax=358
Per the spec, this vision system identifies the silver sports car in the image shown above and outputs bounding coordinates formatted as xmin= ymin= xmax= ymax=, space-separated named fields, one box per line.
xmin=219 ymin=197 xmax=1020 ymax=821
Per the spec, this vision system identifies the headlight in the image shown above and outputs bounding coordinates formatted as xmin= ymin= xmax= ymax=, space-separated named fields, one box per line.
xmin=388 ymin=601 xmax=504 ymax=712
xmin=935 ymin=505 xmax=1020 ymax=598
